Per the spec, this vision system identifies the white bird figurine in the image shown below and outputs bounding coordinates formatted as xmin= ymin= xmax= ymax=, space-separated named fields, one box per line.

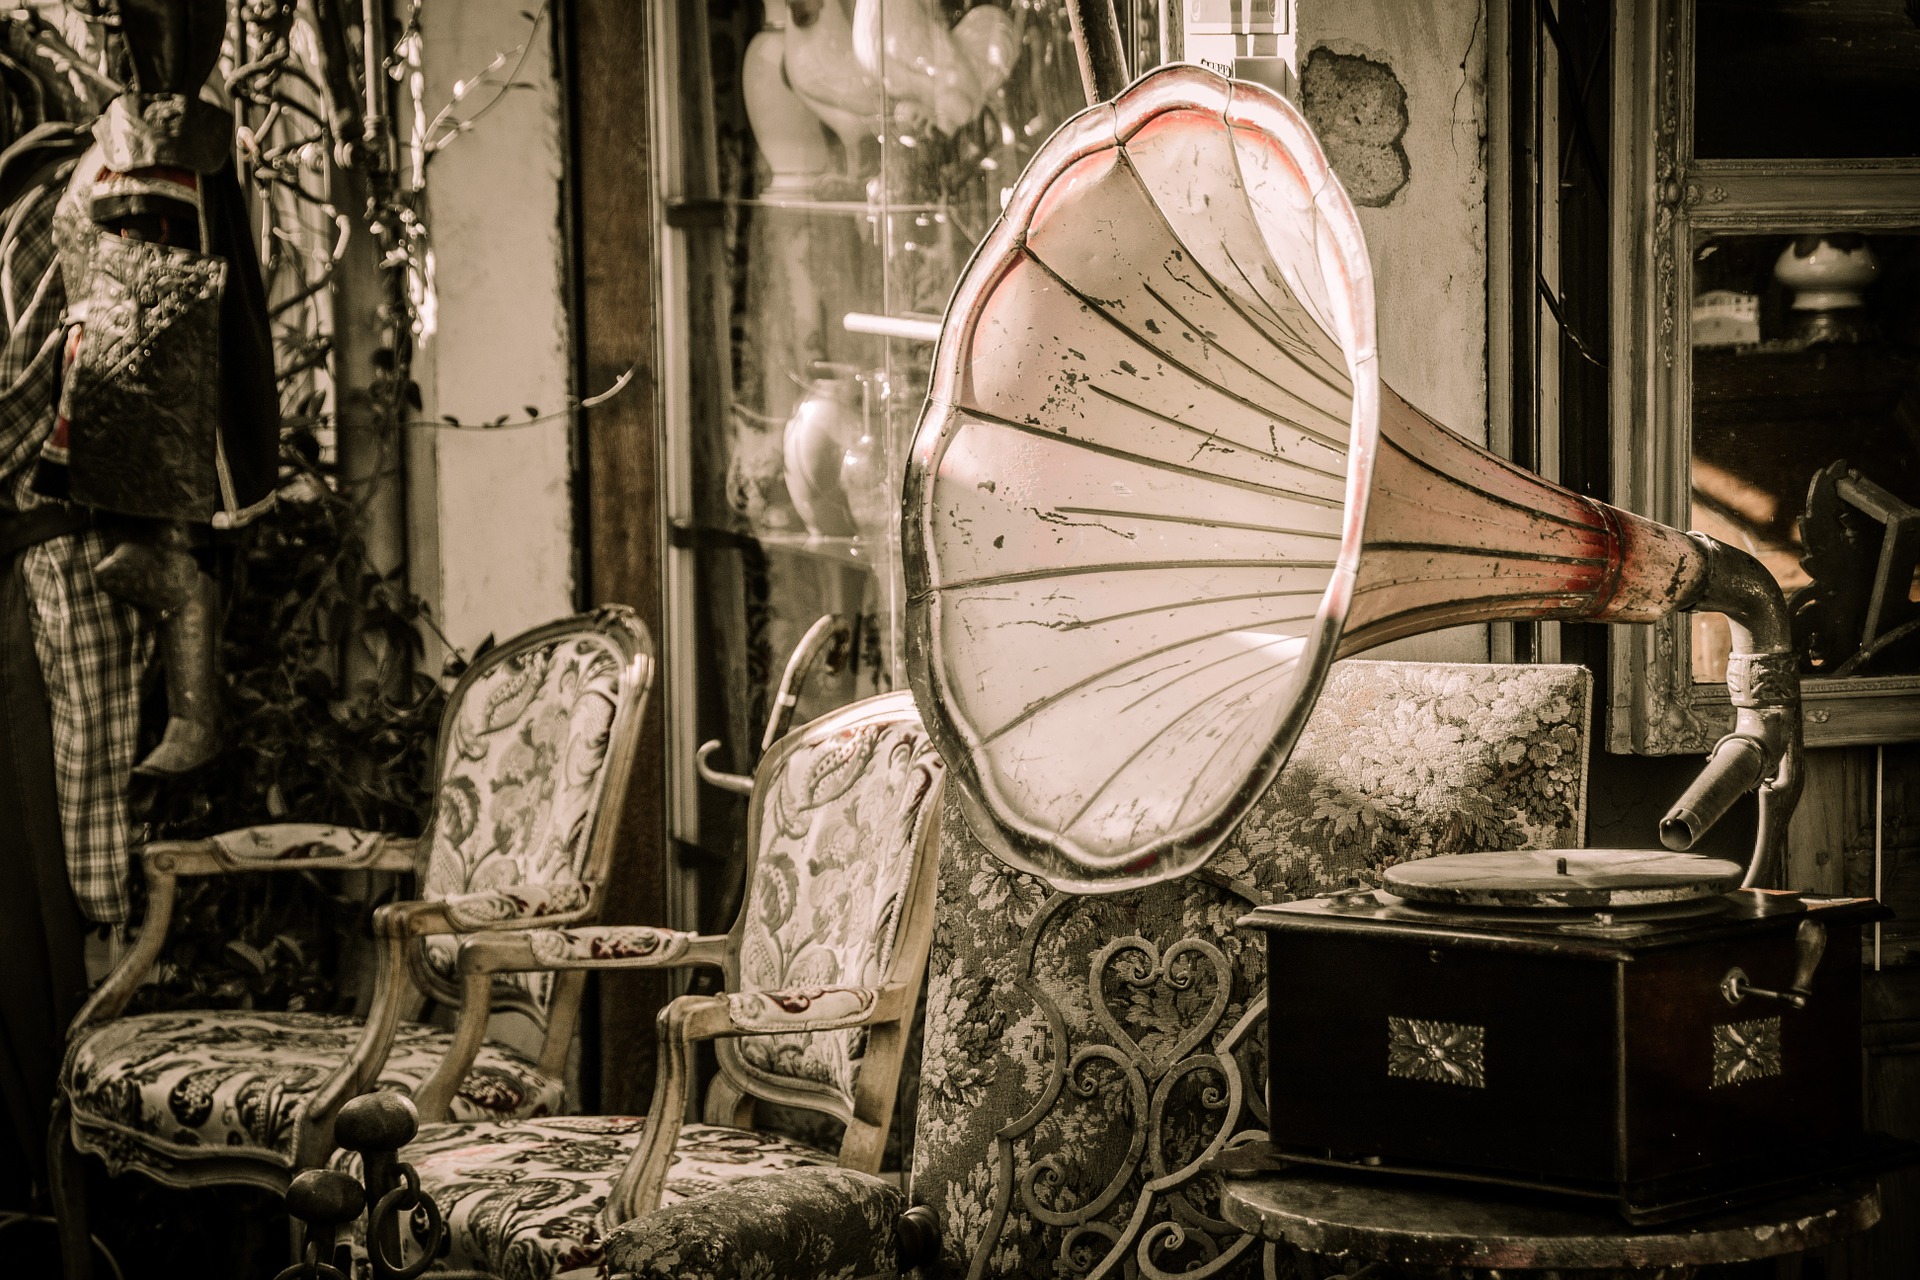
xmin=783 ymin=0 xmax=886 ymax=176
xmin=852 ymin=0 xmax=1020 ymax=135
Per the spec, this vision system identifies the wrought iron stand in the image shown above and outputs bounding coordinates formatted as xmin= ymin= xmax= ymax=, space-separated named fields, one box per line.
xmin=276 ymin=1093 xmax=446 ymax=1280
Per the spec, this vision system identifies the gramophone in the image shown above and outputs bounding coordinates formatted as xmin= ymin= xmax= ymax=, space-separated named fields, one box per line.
xmin=901 ymin=64 xmax=1903 ymax=1222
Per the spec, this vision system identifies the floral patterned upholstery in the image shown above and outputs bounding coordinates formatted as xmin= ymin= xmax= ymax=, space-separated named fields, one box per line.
xmin=62 ymin=1011 xmax=564 ymax=1172
xmin=717 ymin=707 xmax=943 ymax=1114
xmin=207 ymin=824 xmax=390 ymax=864
xmin=909 ymin=660 xmax=1591 ymax=1279
xmin=526 ymin=925 xmax=701 ymax=966
xmin=332 ymin=1118 xmax=838 ymax=1280
xmin=602 ymin=1167 xmax=906 ymax=1280
xmin=417 ymin=632 xmax=628 ymax=1020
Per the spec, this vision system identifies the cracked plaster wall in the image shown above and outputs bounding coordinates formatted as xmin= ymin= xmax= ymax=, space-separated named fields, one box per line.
xmin=1297 ymin=0 xmax=1489 ymax=661
xmin=1301 ymin=48 xmax=1411 ymax=209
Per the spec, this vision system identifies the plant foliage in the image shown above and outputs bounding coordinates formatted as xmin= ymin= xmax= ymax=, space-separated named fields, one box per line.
xmin=131 ymin=429 xmax=447 ymax=1016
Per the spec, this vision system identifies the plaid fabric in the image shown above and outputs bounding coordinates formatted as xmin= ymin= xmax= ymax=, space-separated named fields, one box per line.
xmin=0 ymin=179 xmax=66 ymax=510
xmin=1 ymin=165 xmax=152 ymax=924
xmin=19 ymin=532 xmax=151 ymax=922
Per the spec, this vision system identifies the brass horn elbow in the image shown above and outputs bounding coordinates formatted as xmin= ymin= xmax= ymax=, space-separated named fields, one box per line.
xmin=1658 ymin=536 xmax=1803 ymax=887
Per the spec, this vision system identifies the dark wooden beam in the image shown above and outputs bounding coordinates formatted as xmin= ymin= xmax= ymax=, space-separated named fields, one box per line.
xmin=561 ymin=0 xmax=667 ymax=1116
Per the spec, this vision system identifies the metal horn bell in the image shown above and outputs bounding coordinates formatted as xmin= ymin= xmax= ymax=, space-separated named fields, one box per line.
xmin=904 ymin=65 xmax=1801 ymax=892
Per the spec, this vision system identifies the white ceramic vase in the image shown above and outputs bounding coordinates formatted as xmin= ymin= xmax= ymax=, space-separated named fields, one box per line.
xmin=784 ymin=366 xmax=864 ymax=538
xmin=783 ymin=0 xmax=885 ymax=176
xmin=852 ymin=0 xmax=1019 ymax=134
xmin=1775 ymin=234 xmax=1880 ymax=345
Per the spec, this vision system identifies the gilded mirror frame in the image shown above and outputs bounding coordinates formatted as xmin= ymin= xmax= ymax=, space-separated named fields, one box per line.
xmin=1610 ymin=0 xmax=1920 ymax=753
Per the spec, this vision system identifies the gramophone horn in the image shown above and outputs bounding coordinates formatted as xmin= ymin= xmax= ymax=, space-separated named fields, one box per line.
xmin=904 ymin=65 xmax=1801 ymax=891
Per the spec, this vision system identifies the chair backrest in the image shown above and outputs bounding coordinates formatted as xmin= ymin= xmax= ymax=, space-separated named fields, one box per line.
xmin=413 ymin=607 xmax=655 ymax=1021
xmin=712 ymin=691 xmax=946 ymax=1130
xmin=906 ymin=660 xmax=1592 ymax=1279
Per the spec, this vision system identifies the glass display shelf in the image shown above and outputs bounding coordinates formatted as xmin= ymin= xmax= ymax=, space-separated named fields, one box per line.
xmin=651 ymin=1 xmax=1166 ymax=919
xmin=725 ymin=195 xmax=950 ymax=217
xmin=669 ymin=520 xmax=889 ymax=572
xmin=754 ymin=530 xmax=889 ymax=568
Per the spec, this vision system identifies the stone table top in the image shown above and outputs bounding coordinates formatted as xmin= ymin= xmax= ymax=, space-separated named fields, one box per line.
xmin=1219 ymin=1167 xmax=1879 ymax=1272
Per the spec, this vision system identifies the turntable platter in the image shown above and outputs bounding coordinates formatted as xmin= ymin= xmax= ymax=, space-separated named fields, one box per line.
xmin=1382 ymin=849 xmax=1745 ymax=909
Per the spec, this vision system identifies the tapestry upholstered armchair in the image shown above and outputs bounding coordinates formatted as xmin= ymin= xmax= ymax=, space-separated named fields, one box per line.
xmin=598 ymin=659 xmax=1595 ymax=1280
xmin=332 ymin=689 xmax=946 ymax=1279
xmin=51 ymin=607 xmax=654 ymax=1279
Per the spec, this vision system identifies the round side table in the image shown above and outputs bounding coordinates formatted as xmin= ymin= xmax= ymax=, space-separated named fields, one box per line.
xmin=1219 ymin=1166 xmax=1879 ymax=1279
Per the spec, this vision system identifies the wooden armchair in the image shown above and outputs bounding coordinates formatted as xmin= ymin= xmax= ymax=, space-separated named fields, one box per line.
xmin=333 ymin=691 xmax=945 ymax=1279
xmin=51 ymin=607 xmax=654 ymax=1278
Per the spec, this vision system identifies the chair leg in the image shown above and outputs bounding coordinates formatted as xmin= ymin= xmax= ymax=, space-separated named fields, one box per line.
xmin=46 ymin=1096 xmax=93 ymax=1280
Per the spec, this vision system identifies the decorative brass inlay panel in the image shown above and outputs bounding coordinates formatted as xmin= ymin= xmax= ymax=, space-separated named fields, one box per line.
xmin=1712 ymin=1016 xmax=1782 ymax=1088
xmin=1387 ymin=1017 xmax=1486 ymax=1089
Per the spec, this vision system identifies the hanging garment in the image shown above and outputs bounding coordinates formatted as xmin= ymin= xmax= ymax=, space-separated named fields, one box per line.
xmin=32 ymin=117 xmax=279 ymax=525
xmin=0 ymin=131 xmax=151 ymax=927
xmin=27 ymin=0 xmax=276 ymax=781
xmin=0 ymin=543 xmax=90 ymax=1206
xmin=31 ymin=0 xmax=280 ymax=527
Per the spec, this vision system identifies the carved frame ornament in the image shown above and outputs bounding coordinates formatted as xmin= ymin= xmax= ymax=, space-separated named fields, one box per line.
xmin=1609 ymin=0 xmax=1920 ymax=754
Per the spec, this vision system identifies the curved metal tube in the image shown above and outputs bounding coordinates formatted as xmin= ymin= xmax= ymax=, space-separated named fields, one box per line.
xmin=694 ymin=740 xmax=753 ymax=796
xmin=1660 ymin=735 xmax=1767 ymax=851
xmin=696 ymin=613 xmax=853 ymax=797
xmin=762 ymin=613 xmax=854 ymax=750
xmin=1658 ymin=535 xmax=1804 ymax=888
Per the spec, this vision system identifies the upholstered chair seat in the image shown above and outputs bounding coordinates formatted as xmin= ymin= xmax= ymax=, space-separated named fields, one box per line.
xmin=338 ymin=1117 xmax=838 ymax=1277
xmin=62 ymin=1011 xmax=565 ymax=1176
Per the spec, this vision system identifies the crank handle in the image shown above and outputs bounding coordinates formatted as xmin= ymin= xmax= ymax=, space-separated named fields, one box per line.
xmin=1719 ymin=919 xmax=1826 ymax=1009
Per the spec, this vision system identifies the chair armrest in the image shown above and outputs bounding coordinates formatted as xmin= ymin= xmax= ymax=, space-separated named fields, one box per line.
xmin=459 ymin=925 xmax=729 ymax=974
xmin=605 ymin=984 xmax=917 ymax=1220
xmin=720 ymin=985 xmax=902 ymax=1034
xmin=309 ymin=884 xmax=595 ymax=1134
xmin=372 ymin=881 xmax=594 ymax=938
xmin=645 ymin=985 xmax=909 ymax=1050
xmin=148 ymin=825 xmax=418 ymax=876
xmin=74 ymin=841 xmax=434 ymax=1159
xmin=69 ymin=826 xmax=417 ymax=1034
xmin=309 ymin=883 xmax=602 ymax=1148
xmin=602 ymin=1168 xmax=914 ymax=1280
xmin=411 ymin=923 xmax=726 ymax=1122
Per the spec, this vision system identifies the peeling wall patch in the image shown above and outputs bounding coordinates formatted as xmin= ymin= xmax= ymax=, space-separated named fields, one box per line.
xmin=1300 ymin=47 xmax=1411 ymax=207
